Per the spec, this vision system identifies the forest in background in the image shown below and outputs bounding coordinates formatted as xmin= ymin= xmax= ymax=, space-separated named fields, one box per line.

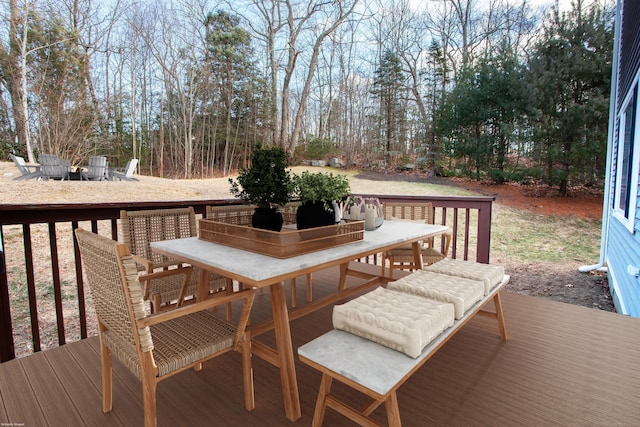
xmin=0 ymin=0 xmax=613 ymax=195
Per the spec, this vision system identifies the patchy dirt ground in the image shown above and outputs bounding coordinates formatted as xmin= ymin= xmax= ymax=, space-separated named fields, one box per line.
xmin=355 ymin=171 xmax=613 ymax=312
xmin=355 ymin=171 xmax=604 ymax=219
xmin=443 ymin=178 xmax=612 ymax=311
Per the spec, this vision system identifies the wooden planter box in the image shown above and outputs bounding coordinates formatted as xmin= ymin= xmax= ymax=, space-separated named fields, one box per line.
xmin=198 ymin=216 xmax=364 ymax=259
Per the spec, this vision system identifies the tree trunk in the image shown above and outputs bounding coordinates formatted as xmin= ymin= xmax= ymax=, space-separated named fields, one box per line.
xmin=288 ymin=1 xmax=359 ymax=153
xmin=0 ymin=0 xmax=34 ymax=161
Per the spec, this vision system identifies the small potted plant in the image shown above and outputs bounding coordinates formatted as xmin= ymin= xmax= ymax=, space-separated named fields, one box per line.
xmin=229 ymin=144 xmax=296 ymax=231
xmin=293 ymin=171 xmax=351 ymax=229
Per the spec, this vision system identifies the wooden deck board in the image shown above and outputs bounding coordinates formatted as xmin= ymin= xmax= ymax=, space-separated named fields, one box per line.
xmin=46 ymin=342 xmax=129 ymax=426
xmin=34 ymin=348 xmax=102 ymax=426
xmin=0 ymin=356 xmax=48 ymax=426
xmin=0 ymin=264 xmax=639 ymax=426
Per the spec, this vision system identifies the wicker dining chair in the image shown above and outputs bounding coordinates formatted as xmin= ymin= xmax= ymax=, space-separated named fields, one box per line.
xmin=120 ymin=207 xmax=229 ymax=312
xmin=381 ymin=202 xmax=452 ymax=278
xmin=75 ymin=228 xmax=255 ymax=427
xmin=205 ymin=203 xmax=313 ymax=308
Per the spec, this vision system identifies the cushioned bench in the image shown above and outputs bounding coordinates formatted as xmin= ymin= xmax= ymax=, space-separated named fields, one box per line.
xmin=333 ymin=286 xmax=456 ymax=358
xmin=387 ymin=270 xmax=485 ymax=320
xmin=423 ymin=258 xmax=505 ymax=295
xmin=298 ymin=270 xmax=509 ymax=427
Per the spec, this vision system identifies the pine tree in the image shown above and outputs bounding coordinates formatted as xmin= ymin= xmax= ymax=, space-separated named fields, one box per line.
xmin=371 ymin=49 xmax=406 ymax=167
xmin=528 ymin=2 xmax=613 ymax=194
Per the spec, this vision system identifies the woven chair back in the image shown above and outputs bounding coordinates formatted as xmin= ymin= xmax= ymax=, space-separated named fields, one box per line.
xmin=75 ymin=229 xmax=151 ymax=351
xmin=206 ymin=204 xmax=256 ymax=225
xmin=281 ymin=202 xmax=300 ymax=225
xmin=120 ymin=207 xmax=197 ymax=270
xmin=383 ymin=202 xmax=434 ymax=224
xmin=206 ymin=202 xmax=300 ymax=226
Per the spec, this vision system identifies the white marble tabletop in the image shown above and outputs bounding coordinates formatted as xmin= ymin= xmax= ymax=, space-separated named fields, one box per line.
xmin=150 ymin=221 xmax=448 ymax=287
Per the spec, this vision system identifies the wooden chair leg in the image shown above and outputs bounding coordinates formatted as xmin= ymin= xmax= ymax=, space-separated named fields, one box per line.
xmin=226 ymin=280 xmax=234 ymax=321
xmin=140 ymin=356 xmax=158 ymax=427
xmin=306 ymin=273 xmax=313 ymax=303
xmin=388 ymin=255 xmax=395 ymax=279
xmin=292 ymin=274 xmax=312 ymax=308
xmin=312 ymin=373 xmax=333 ymax=427
xmin=241 ymin=336 xmax=255 ymax=411
xmin=291 ymin=278 xmax=298 ymax=308
xmin=152 ymin=295 xmax=161 ymax=313
xmin=99 ymin=335 xmax=113 ymax=413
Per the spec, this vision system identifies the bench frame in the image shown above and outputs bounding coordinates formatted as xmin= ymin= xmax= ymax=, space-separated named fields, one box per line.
xmin=298 ymin=275 xmax=510 ymax=427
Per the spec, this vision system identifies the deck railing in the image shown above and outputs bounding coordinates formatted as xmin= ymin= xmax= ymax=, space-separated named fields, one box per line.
xmin=0 ymin=194 xmax=494 ymax=362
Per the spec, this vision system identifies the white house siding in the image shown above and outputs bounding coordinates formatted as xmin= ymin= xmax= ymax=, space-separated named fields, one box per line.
xmin=606 ymin=217 xmax=640 ymax=316
xmin=604 ymin=0 xmax=640 ymax=317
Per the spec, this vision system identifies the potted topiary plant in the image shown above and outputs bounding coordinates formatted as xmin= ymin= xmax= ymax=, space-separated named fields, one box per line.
xmin=293 ymin=171 xmax=351 ymax=229
xmin=229 ymin=144 xmax=296 ymax=231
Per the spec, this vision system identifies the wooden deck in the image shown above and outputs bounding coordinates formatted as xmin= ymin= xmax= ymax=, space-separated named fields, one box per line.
xmin=1 ymin=264 xmax=639 ymax=426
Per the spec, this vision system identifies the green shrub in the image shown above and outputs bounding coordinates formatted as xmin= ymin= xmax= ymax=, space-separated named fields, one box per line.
xmin=301 ymin=136 xmax=337 ymax=159
xmin=228 ymin=144 xmax=295 ymax=207
xmin=294 ymin=171 xmax=351 ymax=204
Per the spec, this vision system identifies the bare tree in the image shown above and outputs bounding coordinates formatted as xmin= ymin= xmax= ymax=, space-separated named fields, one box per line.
xmin=286 ymin=0 xmax=360 ymax=153
xmin=236 ymin=0 xmax=286 ymax=146
xmin=133 ymin=2 xmax=209 ymax=178
xmin=0 ymin=0 xmax=38 ymax=162
xmin=235 ymin=0 xmax=360 ymax=153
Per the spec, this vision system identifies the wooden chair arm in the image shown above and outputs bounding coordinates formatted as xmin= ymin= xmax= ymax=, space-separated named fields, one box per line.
xmin=138 ymin=267 xmax=192 ymax=302
xmin=138 ymin=266 xmax=193 ymax=282
xmin=424 ymin=228 xmax=452 ymax=257
xmin=138 ymin=288 xmax=255 ymax=329
xmin=131 ymin=254 xmax=154 ymax=273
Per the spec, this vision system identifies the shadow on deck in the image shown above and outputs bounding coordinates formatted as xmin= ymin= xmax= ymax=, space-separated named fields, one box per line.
xmin=1 ymin=264 xmax=639 ymax=426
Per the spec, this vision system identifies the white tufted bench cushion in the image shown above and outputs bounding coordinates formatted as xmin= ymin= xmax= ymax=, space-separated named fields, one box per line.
xmin=424 ymin=258 xmax=504 ymax=295
xmin=332 ymin=287 xmax=455 ymax=358
xmin=387 ymin=271 xmax=484 ymax=320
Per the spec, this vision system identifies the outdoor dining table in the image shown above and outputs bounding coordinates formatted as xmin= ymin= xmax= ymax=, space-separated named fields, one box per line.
xmin=150 ymin=220 xmax=449 ymax=421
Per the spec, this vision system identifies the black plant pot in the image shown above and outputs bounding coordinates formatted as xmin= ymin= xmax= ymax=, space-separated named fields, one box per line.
xmin=252 ymin=207 xmax=283 ymax=231
xmin=296 ymin=201 xmax=336 ymax=230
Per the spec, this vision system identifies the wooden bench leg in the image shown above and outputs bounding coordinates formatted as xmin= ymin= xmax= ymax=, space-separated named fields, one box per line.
xmin=493 ymin=291 xmax=508 ymax=341
xmin=312 ymin=374 xmax=332 ymax=427
xmin=385 ymin=391 xmax=402 ymax=427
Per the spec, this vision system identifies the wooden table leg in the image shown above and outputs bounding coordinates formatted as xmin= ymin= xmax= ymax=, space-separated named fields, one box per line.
xmin=270 ymin=282 xmax=301 ymax=421
xmin=412 ymin=241 xmax=423 ymax=270
xmin=197 ymin=268 xmax=209 ymax=302
xmin=338 ymin=262 xmax=349 ymax=291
